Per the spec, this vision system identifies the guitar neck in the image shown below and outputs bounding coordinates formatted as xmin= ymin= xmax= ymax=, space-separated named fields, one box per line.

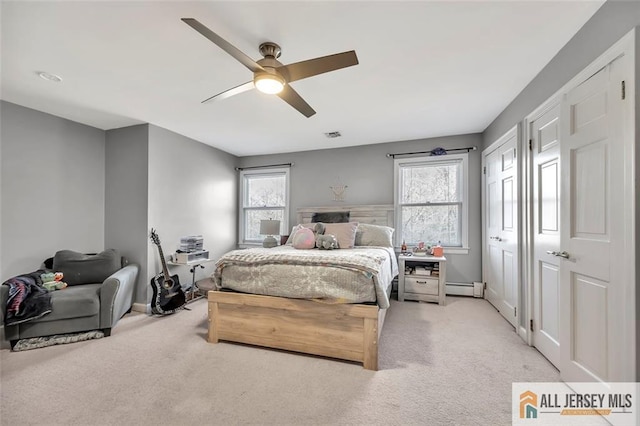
xmin=156 ymin=243 xmax=171 ymax=279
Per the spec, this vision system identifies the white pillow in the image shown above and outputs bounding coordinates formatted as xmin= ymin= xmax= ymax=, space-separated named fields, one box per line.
xmin=355 ymin=223 xmax=394 ymax=247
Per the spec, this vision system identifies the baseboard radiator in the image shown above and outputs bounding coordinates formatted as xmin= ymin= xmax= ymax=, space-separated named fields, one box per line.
xmin=445 ymin=282 xmax=475 ymax=297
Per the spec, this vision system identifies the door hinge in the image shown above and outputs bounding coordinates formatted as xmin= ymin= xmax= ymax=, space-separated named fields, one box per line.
xmin=484 ymin=282 xmax=487 ymax=290
xmin=529 ymin=139 xmax=533 ymax=150
xmin=530 ymin=319 xmax=534 ymax=332
xmin=621 ymin=81 xmax=626 ymax=100
xmin=514 ymin=307 xmax=517 ymax=317
xmin=483 ymin=166 xmax=486 ymax=175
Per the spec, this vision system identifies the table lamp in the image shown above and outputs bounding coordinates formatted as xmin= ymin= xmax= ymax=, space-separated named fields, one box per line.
xmin=260 ymin=219 xmax=281 ymax=248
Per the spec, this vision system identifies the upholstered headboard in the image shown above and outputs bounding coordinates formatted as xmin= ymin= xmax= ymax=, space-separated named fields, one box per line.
xmin=296 ymin=204 xmax=394 ymax=227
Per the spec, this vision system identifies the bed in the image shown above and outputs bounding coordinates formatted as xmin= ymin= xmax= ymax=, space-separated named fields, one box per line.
xmin=207 ymin=204 xmax=397 ymax=370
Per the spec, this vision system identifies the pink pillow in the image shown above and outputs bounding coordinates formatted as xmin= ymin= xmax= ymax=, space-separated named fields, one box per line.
xmin=324 ymin=222 xmax=359 ymax=248
xmin=292 ymin=227 xmax=316 ymax=249
xmin=285 ymin=223 xmax=315 ymax=245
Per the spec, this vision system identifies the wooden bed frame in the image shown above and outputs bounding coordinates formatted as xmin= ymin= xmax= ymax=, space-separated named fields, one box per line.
xmin=207 ymin=204 xmax=395 ymax=370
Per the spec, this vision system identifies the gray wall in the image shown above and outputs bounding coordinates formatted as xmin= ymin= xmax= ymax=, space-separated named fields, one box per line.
xmin=0 ymin=101 xmax=105 ymax=278
xmin=1 ymin=106 xmax=239 ymax=308
xmin=483 ymin=0 xmax=640 ymax=147
xmin=147 ymin=125 xmax=238 ymax=304
xmin=239 ymin=133 xmax=483 ymax=285
xmin=105 ymin=125 xmax=149 ymax=304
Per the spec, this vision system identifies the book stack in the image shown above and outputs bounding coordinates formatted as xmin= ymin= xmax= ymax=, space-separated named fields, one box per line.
xmin=409 ymin=264 xmax=439 ymax=277
xmin=179 ymin=235 xmax=204 ymax=252
xmin=413 ymin=266 xmax=432 ymax=276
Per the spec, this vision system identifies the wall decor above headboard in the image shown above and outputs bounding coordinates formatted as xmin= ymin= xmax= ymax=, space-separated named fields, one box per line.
xmin=297 ymin=204 xmax=394 ymax=228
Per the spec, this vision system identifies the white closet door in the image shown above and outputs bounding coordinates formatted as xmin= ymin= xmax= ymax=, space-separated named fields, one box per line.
xmin=530 ymin=103 xmax=561 ymax=368
xmin=484 ymin=129 xmax=518 ymax=328
xmin=558 ymin=56 xmax=629 ymax=382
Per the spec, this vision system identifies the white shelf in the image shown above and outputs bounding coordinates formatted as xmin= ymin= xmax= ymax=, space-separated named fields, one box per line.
xmin=168 ymin=258 xmax=213 ymax=266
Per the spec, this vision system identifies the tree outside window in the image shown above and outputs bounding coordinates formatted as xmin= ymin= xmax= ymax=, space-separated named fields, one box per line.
xmin=240 ymin=168 xmax=289 ymax=244
xmin=395 ymin=154 xmax=468 ymax=248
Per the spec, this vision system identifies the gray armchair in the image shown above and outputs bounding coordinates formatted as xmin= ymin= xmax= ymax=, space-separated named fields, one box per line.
xmin=1 ymin=262 xmax=138 ymax=347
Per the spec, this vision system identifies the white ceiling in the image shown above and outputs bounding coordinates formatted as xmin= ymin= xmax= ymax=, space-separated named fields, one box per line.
xmin=1 ymin=1 xmax=604 ymax=156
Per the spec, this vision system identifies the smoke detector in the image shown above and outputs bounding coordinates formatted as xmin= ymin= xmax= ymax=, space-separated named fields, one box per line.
xmin=37 ymin=71 xmax=63 ymax=82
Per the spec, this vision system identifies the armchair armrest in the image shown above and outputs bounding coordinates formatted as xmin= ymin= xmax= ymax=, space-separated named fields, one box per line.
xmin=100 ymin=264 xmax=139 ymax=329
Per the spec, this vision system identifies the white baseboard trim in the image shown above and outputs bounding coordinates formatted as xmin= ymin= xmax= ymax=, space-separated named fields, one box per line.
xmin=518 ymin=325 xmax=528 ymax=343
xmin=132 ymin=303 xmax=148 ymax=314
xmin=445 ymin=282 xmax=474 ymax=296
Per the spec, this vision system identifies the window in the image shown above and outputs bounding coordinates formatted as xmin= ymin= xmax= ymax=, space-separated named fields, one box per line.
xmin=394 ymin=154 xmax=468 ymax=252
xmin=239 ymin=168 xmax=290 ymax=245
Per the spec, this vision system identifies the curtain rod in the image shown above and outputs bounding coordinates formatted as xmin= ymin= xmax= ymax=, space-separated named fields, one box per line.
xmin=235 ymin=162 xmax=294 ymax=171
xmin=386 ymin=146 xmax=477 ymax=158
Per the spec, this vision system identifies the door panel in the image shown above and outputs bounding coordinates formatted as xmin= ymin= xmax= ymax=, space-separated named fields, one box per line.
xmin=573 ymin=142 xmax=607 ymax=238
xmin=483 ymin=128 xmax=518 ymax=328
xmin=540 ymin=161 xmax=559 ymax=232
xmin=559 ymin=57 xmax=628 ymax=383
xmin=539 ymin=262 xmax=559 ymax=343
xmin=531 ymin=102 xmax=561 ymax=367
xmin=572 ymin=273 xmax=608 ymax=380
xmin=486 ymin=231 xmax=501 ymax=303
xmin=503 ymin=178 xmax=514 ymax=230
xmin=503 ymin=250 xmax=517 ymax=314
xmin=485 ymin=149 xmax=501 ymax=306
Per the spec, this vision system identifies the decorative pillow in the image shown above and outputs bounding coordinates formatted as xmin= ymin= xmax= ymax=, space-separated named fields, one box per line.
xmin=324 ymin=222 xmax=359 ymax=249
xmin=355 ymin=223 xmax=395 ymax=247
xmin=291 ymin=227 xmax=316 ymax=249
xmin=311 ymin=211 xmax=350 ymax=223
xmin=285 ymin=223 xmax=315 ymax=245
xmin=52 ymin=249 xmax=121 ymax=285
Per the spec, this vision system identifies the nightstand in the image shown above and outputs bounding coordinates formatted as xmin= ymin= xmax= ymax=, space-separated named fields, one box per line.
xmin=398 ymin=254 xmax=447 ymax=305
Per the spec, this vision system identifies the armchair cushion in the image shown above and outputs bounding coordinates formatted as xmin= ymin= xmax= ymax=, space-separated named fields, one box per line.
xmin=35 ymin=284 xmax=101 ymax=322
xmin=53 ymin=249 xmax=120 ymax=285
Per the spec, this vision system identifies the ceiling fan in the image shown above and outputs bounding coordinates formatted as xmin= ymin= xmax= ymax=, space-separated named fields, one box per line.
xmin=182 ymin=18 xmax=359 ymax=118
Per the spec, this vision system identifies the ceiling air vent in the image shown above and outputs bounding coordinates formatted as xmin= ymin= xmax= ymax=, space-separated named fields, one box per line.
xmin=324 ymin=131 xmax=342 ymax=138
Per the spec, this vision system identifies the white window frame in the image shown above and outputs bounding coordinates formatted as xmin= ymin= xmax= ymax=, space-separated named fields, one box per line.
xmin=238 ymin=167 xmax=290 ymax=247
xmin=393 ymin=153 xmax=469 ymax=254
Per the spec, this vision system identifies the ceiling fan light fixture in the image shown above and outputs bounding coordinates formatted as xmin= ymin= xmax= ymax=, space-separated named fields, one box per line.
xmin=254 ymin=73 xmax=285 ymax=94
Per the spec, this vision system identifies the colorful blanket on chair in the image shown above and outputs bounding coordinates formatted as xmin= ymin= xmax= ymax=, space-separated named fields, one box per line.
xmin=3 ymin=270 xmax=52 ymax=326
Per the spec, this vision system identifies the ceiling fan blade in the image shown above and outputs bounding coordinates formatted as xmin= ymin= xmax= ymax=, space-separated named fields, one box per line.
xmin=201 ymin=81 xmax=255 ymax=103
xmin=278 ymin=51 xmax=358 ymax=83
xmin=182 ymin=18 xmax=264 ymax=74
xmin=276 ymin=85 xmax=316 ymax=117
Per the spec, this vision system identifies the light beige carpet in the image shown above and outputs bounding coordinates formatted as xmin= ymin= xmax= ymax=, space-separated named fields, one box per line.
xmin=0 ymin=296 xmax=559 ymax=425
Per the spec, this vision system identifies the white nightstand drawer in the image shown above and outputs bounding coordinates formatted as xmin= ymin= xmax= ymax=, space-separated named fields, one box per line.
xmin=405 ymin=276 xmax=439 ymax=295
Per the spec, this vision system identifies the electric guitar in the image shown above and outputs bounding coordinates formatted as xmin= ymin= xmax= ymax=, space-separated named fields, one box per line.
xmin=149 ymin=229 xmax=186 ymax=314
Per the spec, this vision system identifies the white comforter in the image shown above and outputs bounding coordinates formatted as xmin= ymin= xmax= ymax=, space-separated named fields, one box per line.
xmin=212 ymin=246 xmax=398 ymax=309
